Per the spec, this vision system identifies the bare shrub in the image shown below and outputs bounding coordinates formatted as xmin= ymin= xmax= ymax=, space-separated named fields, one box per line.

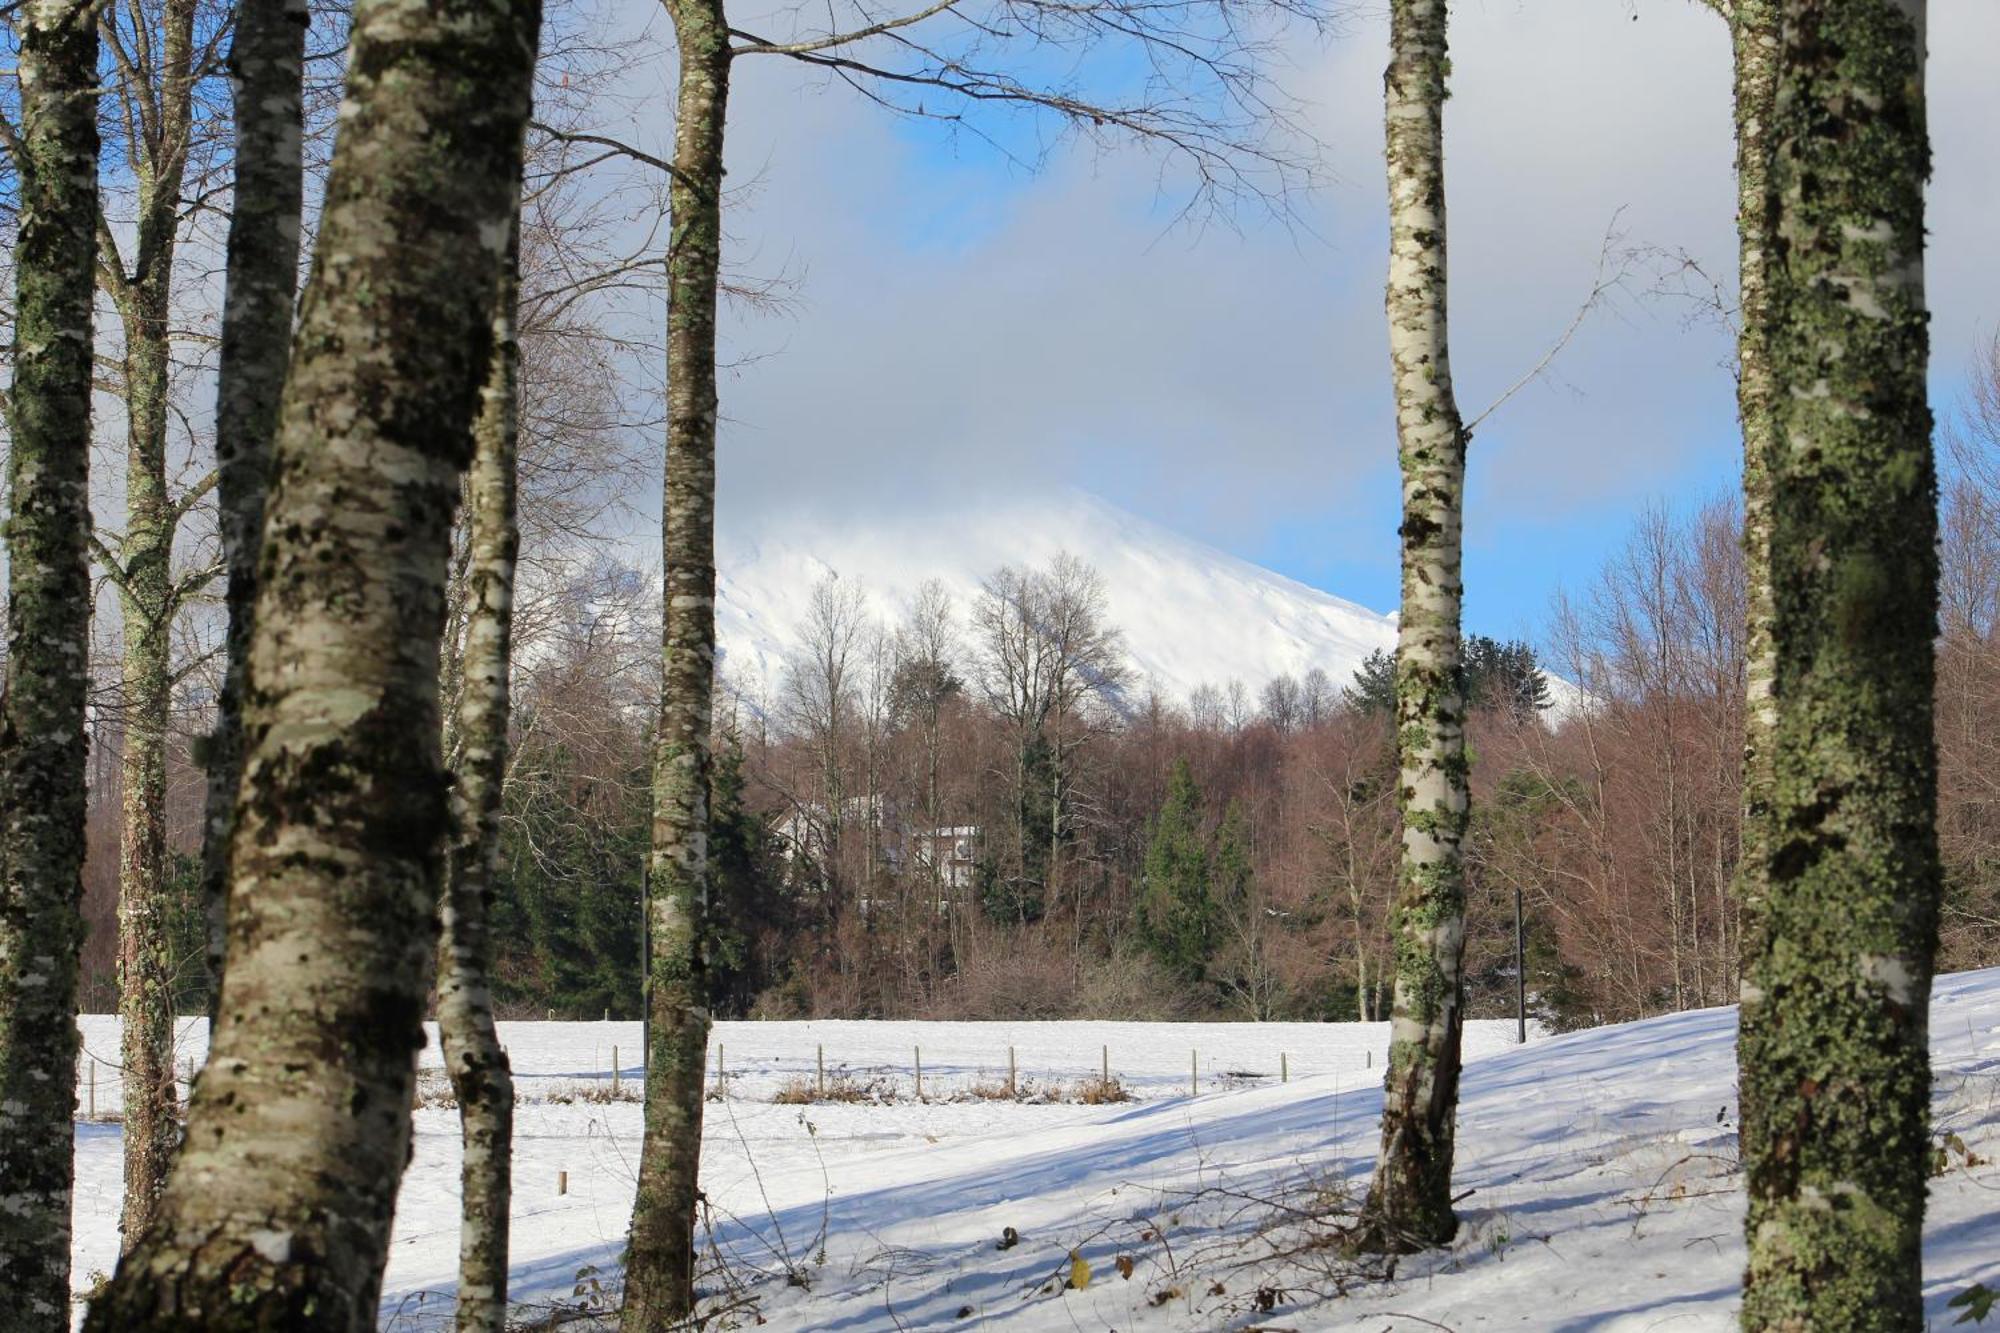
xmin=1069 ymin=1075 xmax=1133 ymax=1105
xmin=541 ymin=1079 xmax=642 ymax=1106
xmin=771 ymin=1073 xmax=896 ymax=1105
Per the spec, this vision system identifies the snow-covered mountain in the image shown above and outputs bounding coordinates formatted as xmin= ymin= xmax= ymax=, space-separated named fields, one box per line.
xmin=713 ymin=489 xmax=1395 ymax=708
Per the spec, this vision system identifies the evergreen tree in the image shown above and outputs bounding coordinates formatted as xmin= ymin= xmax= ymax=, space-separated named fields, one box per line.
xmin=707 ymin=732 xmax=788 ymax=1018
xmin=1138 ymin=759 xmax=1214 ymax=980
xmin=1345 ymin=648 xmax=1397 ymax=716
xmin=1463 ymin=636 xmax=1551 ymax=718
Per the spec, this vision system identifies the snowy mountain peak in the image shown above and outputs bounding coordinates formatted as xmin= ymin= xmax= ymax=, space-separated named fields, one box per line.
xmin=714 ymin=489 xmax=1395 ymax=708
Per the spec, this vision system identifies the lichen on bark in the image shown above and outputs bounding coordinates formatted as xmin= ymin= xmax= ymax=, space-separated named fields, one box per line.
xmin=82 ymin=0 xmax=541 ymax=1324
xmin=438 ymin=218 xmax=522 ymax=1333
xmin=1357 ymin=0 xmax=1469 ymax=1255
xmin=1738 ymin=2 xmax=1937 ymax=1329
xmin=623 ymin=0 xmax=730 ymax=1322
xmin=0 ymin=0 xmax=99 ymax=1325
xmin=200 ymin=0 xmax=309 ymax=1018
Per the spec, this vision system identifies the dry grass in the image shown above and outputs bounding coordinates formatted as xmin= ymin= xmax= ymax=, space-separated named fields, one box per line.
xmin=1070 ymin=1075 xmax=1134 ymax=1105
xmin=413 ymin=1068 xmax=457 ymax=1111
xmin=543 ymin=1080 xmax=642 ymax=1106
xmin=771 ymin=1073 xmax=898 ymax=1105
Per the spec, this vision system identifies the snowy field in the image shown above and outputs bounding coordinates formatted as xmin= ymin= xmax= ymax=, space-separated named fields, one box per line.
xmin=70 ymin=979 xmax=2000 ymax=1330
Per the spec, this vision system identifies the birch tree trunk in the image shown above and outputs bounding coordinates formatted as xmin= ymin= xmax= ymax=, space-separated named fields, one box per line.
xmin=200 ymin=0 xmax=309 ymax=1013
xmin=1729 ymin=3 xmax=1776 ymax=1006
xmin=82 ymin=0 xmax=540 ymax=1323
xmin=104 ymin=0 xmax=199 ymax=1236
xmin=0 ymin=2 xmax=99 ymax=1324
xmin=1739 ymin=1 xmax=1936 ymax=1327
xmin=624 ymin=3 xmax=730 ymax=1322
xmin=1358 ymin=0 xmax=1469 ymax=1253
xmin=438 ymin=220 xmax=522 ymax=1333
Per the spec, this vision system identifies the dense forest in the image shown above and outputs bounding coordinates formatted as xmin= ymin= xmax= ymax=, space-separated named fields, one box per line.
xmin=73 ymin=391 xmax=2000 ymax=1032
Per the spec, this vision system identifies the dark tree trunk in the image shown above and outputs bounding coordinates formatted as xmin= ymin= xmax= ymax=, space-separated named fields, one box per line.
xmin=0 ymin=0 xmax=99 ymax=1324
xmin=200 ymin=0 xmax=310 ymax=1014
xmin=1739 ymin=1 xmax=1937 ymax=1328
xmin=82 ymin=0 xmax=540 ymax=1324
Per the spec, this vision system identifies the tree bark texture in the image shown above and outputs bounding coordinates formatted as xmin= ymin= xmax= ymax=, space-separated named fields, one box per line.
xmin=82 ymin=0 xmax=540 ymax=1325
xmin=624 ymin=3 xmax=730 ymax=1324
xmin=1728 ymin=0 xmax=1779 ymax=1005
xmin=438 ymin=220 xmax=522 ymax=1333
xmin=1739 ymin=2 xmax=1936 ymax=1329
xmin=200 ymin=0 xmax=310 ymax=1016
xmin=1359 ymin=0 xmax=1469 ymax=1254
xmin=0 ymin=2 xmax=99 ymax=1326
xmin=108 ymin=0 xmax=199 ymax=1238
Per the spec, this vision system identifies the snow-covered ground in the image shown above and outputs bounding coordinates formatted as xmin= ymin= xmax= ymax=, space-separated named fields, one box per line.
xmin=71 ymin=977 xmax=2000 ymax=1329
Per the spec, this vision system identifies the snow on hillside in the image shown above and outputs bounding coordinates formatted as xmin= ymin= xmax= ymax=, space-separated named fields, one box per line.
xmin=70 ymin=978 xmax=2000 ymax=1329
xmin=714 ymin=489 xmax=1397 ymax=709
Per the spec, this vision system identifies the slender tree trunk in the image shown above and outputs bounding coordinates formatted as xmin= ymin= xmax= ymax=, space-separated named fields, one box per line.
xmin=1724 ymin=0 xmax=1777 ymax=1008
xmin=201 ymin=0 xmax=310 ymax=1012
xmin=0 ymin=1 xmax=98 ymax=1323
xmin=439 ymin=221 xmax=523 ymax=1333
xmin=1739 ymin=1 xmax=1936 ymax=1327
xmin=1358 ymin=0 xmax=1469 ymax=1254
xmin=102 ymin=0 xmax=198 ymax=1237
xmin=624 ymin=3 xmax=729 ymax=1322
xmin=83 ymin=0 xmax=540 ymax=1323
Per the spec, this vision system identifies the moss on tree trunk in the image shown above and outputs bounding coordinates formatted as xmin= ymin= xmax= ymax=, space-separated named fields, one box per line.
xmin=81 ymin=0 xmax=540 ymax=1324
xmin=1358 ymin=0 xmax=1469 ymax=1255
xmin=623 ymin=2 xmax=730 ymax=1323
xmin=1738 ymin=2 xmax=1937 ymax=1328
xmin=0 ymin=1 xmax=99 ymax=1325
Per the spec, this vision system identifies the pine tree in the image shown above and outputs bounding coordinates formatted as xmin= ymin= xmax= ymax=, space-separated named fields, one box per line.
xmin=1345 ymin=648 xmax=1397 ymax=716
xmin=1359 ymin=0 xmax=1471 ymax=1253
xmin=1738 ymin=1 xmax=1937 ymax=1327
xmin=0 ymin=0 xmax=99 ymax=1321
xmin=1139 ymin=759 xmax=1214 ymax=980
xmin=83 ymin=0 xmax=540 ymax=1320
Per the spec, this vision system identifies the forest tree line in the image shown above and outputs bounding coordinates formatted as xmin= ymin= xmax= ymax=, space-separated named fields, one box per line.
xmin=69 ymin=399 xmax=2000 ymax=1035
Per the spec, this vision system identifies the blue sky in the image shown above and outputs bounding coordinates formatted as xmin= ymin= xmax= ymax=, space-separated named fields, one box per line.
xmin=687 ymin=0 xmax=1999 ymax=645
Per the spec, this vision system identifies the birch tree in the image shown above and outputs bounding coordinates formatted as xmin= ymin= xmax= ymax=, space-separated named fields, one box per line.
xmin=624 ymin=0 xmax=1319 ymax=1313
xmin=199 ymin=0 xmax=309 ymax=1011
xmin=1738 ymin=1 xmax=1937 ymax=1326
xmin=83 ymin=0 xmax=541 ymax=1322
xmin=1684 ymin=0 xmax=1776 ymax=1005
xmin=437 ymin=221 xmax=524 ymax=1333
xmin=0 ymin=1 xmax=99 ymax=1324
xmin=1357 ymin=0 xmax=1470 ymax=1252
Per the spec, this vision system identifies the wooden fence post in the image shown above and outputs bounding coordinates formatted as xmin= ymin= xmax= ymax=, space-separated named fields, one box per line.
xmin=1008 ymin=1045 xmax=1017 ymax=1098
